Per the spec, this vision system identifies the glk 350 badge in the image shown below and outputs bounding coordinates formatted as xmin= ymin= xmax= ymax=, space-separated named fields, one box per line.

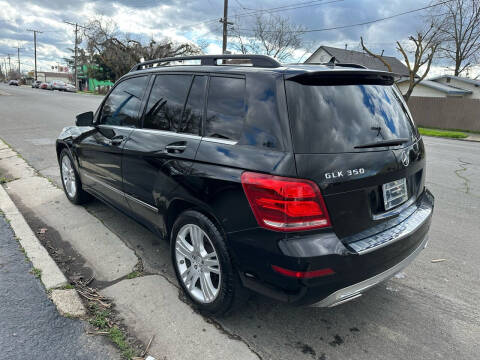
xmin=325 ymin=168 xmax=365 ymax=179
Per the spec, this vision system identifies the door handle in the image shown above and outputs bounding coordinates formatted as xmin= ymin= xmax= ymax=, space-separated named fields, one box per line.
xmin=109 ymin=136 xmax=125 ymax=146
xmin=165 ymin=142 xmax=187 ymax=153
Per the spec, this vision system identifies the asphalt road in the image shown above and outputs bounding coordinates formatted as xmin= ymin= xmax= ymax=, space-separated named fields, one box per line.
xmin=1 ymin=83 xmax=479 ymax=360
xmin=0 ymin=213 xmax=119 ymax=359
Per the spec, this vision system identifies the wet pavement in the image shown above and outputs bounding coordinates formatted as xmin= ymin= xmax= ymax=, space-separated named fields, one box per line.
xmin=0 ymin=214 xmax=119 ymax=360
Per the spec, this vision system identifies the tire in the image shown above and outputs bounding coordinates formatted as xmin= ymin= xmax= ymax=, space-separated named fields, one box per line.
xmin=170 ymin=210 xmax=248 ymax=316
xmin=59 ymin=149 xmax=91 ymax=205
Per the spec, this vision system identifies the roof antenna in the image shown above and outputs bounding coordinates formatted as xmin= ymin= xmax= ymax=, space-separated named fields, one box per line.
xmin=327 ymin=56 xmax=336 ymax=67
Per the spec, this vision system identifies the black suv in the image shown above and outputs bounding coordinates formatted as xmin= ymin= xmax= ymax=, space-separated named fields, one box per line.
xmin=56 ymin=55 xmax=434 ymax=315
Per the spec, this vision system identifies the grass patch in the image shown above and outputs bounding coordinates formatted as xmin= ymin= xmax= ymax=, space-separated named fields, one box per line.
xmin=109 ymin=326 xmax=135 ymax=359
xmin=126 ymin=271 xmax=141 ymax=279
xmin=31 ymin=268 xmax=42 ymax=278
xmin=77 ymin=90 xmax=103 ymax=96
xmin=419 ymin=127 xmax=468 ymax=139
xmin=0 ymin=176 xmax=7 ymax=184
xmin=88 ymin=303 xmax=137 ymax=359
xmin=60 ymin=283 xmax=75 ymax=290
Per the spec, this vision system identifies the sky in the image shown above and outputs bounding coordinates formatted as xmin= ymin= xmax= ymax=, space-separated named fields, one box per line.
xmin=0 ymin=0 xmax=471 ymax=77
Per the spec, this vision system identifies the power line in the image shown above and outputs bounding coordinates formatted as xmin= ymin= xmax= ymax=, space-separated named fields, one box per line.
xmin=233 ymin=0 xmax=342 ymax=18
xmin=148 ymin=0 xmax=342 ymax=33
xmin=301 ymin=0 xmax=453 ymax=33
xmin=235 ymin=0 xmax=454 ymax=33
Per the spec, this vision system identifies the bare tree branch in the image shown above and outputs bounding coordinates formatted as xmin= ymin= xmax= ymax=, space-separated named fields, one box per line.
xmin=430 ymin=0 xmax=480 ymax=76
xmin=395 ymin=26 xmax=440 ymax=101
xmin=360 ymin=37 xmax=392 ymax=72
xmin=230 ymin=13 xmax=305 ymax=62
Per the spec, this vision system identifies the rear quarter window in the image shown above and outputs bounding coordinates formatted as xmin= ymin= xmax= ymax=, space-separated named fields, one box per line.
xmin=205 ymin=76 xmax=246 ymax=141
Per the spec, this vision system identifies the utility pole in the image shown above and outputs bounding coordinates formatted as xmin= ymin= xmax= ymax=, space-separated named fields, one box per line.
xmin=7 ymin=54 xmax=11 ymax=73
xmin=219 ymin=0 xmax=233 ymax=54
xmin=13 ymin=45 xmax=22 ymax=73
xmin=27 ymin=29 xmax=43 ymax=81
xmin=64 ymin=21 xmax=86 ymax=89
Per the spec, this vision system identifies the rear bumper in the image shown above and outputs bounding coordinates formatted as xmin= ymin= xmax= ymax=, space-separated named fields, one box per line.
xmin=232 ymin=188 xmax=434 ymax=306
xmin=313 ymin=233 xmax=429 ymax=307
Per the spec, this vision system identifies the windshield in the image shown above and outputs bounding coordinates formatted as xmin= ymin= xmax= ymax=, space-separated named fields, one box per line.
xmin=286 ymin=81 xmax=417 ymax=153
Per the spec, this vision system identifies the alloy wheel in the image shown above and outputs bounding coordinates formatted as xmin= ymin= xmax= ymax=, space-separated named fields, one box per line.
xmin=175 ymin=224 xmax=221 ymax=303
xmin=61 ymin=155 xmax=77 ymax=198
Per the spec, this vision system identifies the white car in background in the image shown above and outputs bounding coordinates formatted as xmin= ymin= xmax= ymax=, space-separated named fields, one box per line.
xmin=50 ymin=80 xmax=67 ymax=91
xmin=64 ymin=83 xmax=76 ymax=92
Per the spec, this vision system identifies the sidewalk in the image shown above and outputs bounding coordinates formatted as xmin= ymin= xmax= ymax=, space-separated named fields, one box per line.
xmin=465 ymin=133 xmax=480 ymax=142
xmin=0 ymin=139 xmax=259 ymax=360
xmin=0 ymin=214 xmax=119 ymax=359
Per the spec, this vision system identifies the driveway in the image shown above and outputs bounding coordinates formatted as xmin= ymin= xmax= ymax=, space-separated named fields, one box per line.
xmin=1 ymin=83 xmax=479 ymax=360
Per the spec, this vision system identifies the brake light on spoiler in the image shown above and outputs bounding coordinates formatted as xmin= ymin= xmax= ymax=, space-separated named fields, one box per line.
xmin=241 ymin=172 xmax=331 ymax=232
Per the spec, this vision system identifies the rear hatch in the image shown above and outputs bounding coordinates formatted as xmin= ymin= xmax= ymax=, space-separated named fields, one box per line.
xmin=285 ymin=70 xmax=426 ymax=239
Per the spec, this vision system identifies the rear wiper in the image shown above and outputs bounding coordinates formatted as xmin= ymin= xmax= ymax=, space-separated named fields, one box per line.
xmin=354 ymin=138 xmax=409 ymax=149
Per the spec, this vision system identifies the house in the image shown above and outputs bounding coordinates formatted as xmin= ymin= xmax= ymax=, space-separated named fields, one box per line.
xmin=397 ymin=75 xmax=480 ymax=99
xmin=396 ymin=79 xmax=472 ymax=98
xmin=36 ymin=71 xmax=72 ymax=83
xmin=305 ymin=45 xmax=410 ymax=79
xmin=77 ymin=64 xmax=114 ymax=92
xmin=429 ymin=75 xmax=480 ymax=99
xmin=397 ymin=75 xmax=480 ymax=133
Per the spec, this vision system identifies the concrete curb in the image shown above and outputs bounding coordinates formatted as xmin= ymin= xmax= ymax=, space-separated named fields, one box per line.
xmin=422 ymin=134 xmax=480 ymax=143
xmin=0 ymin=183 xmax=86 ymax=317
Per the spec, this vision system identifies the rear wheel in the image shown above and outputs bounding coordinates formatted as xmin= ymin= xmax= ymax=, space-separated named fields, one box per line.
xmin=171 ymin=210 xmax=247 ymax=316
xmin=59 ymin=149 xmax=91 ymax=204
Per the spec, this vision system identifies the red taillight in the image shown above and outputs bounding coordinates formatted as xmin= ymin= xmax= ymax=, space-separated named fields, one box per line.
xmin=241 ymin=172 xmax=331 ymax=232
xmin=272 ymin=265 xmax=335 ymax=278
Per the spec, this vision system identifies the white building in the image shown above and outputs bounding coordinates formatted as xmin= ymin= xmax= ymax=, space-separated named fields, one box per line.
xmin=396 ymin=79 xmax=472 ymax=98
xmin=397 ymin=75 xmax=480 ymax=99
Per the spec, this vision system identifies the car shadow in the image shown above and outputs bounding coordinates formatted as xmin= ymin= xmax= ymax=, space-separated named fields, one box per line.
xmin=83 ymin=198 xmax=463 ymax=360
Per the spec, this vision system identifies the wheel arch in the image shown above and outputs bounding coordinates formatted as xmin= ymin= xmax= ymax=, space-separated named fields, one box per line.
xmin=166 ymin=198 xmax=227 ymax=243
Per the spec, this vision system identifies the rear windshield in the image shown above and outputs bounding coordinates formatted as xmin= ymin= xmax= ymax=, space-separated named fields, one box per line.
xmin=286 ymin=81 xmax=416 ymax=153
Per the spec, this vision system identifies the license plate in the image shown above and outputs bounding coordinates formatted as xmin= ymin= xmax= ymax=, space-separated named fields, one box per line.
xmin=382 ymin=178 xmax=408 ymax=211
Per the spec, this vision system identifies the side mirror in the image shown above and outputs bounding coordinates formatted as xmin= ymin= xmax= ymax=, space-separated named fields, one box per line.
xmin=75 ymin=111 xmax=94 ymax=126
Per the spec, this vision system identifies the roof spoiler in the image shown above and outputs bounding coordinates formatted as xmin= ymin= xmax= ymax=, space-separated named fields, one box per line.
xmin=129 ymin=54 xmax=281 ymax=72
xmin=286 ymin=70 xmax=396 ymax=86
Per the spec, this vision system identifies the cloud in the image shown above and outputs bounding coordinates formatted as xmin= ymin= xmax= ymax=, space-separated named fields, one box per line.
xmin=0 ymin=0 xmax=466 ymax=76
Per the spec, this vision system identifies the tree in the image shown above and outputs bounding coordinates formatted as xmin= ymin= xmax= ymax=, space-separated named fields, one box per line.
xmin=396 ymin=26 xmax=440 ymax=101
xmin=231 ymin=13 xmax=305 ymax=62
xmin=430 ymin=0 xmax=480 ymax=76
xmin=82 ymin=18 xmax=201 ymax=81
xmin=7 ymin=69 xmax=21 ymax=80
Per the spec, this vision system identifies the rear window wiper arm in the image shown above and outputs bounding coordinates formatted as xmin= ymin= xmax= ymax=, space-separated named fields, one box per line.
xmin=354 ymin=138 xmax=409 ymax=149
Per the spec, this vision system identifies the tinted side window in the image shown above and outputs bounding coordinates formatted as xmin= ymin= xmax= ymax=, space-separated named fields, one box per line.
xmin=180 ymin=75 xmax=206 ymax=135
xmin=100 ymin=76 xmax=147 ymax=127
xmin=206 ymin=77 xmax=246 ymax=140
xmin=144 ymin=74 xmax=192 ymax=132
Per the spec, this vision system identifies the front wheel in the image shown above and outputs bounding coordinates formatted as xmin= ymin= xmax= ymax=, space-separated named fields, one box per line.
xmin=59 ymin=149 xmax=91 ymax=204
xmin=171 ymin=210 xmax=248 ymax=316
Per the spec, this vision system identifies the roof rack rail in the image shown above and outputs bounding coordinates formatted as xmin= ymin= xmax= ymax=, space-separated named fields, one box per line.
xmin=129 ymin=54 xmax=281 ymax=72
